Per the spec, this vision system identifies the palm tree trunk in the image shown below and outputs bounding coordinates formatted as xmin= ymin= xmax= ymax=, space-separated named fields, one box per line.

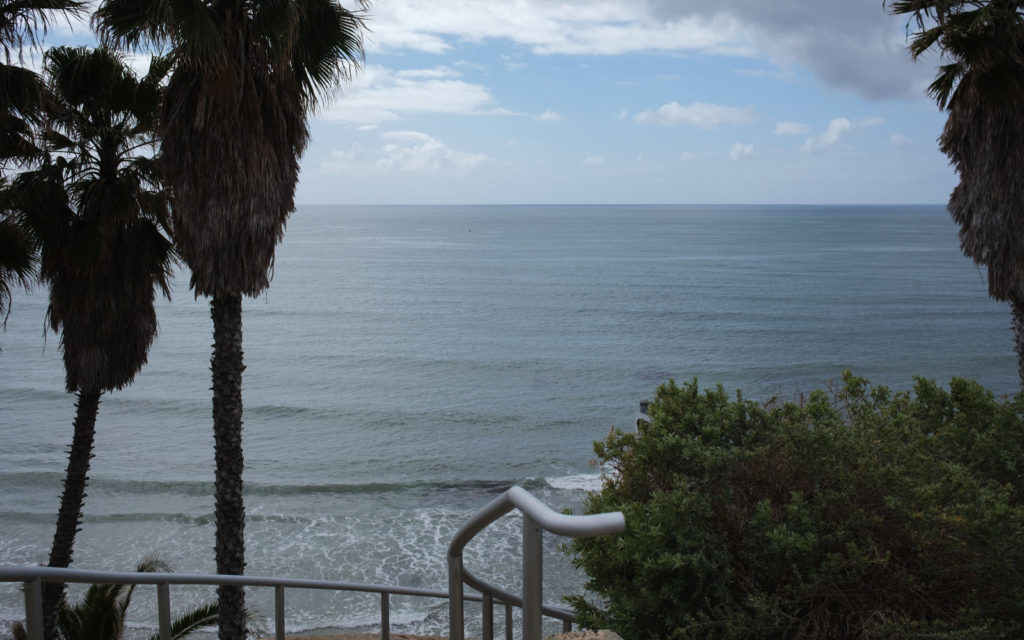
xmin=42 ymin=388 xmax=102 ymax=640
xmin=211 ymin=293 xmax=247 ymax=640
xmin=1013 ymin=300 xmax=1024 ymax=391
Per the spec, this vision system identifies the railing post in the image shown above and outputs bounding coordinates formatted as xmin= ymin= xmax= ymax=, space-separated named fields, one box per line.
xmin=563 ymin=618 xmax=572 ymax=634
xmin=157 ymin=583 xmax=171 ymax=640
xmin=482 ymin=593 xmax=493 ymax=640
xmin=380 ymin=592 xmax=390 ymax=640
xmin=504 ymin=602 xmax=512 ymax=640
xmin=448 ymin=554 xmax=465 ymax=640
xmin=522 ymin=514 xmax=542 ymax=640
xmin=23 ymin=578 xmax=43 ymax=640
xmin=275 ymin=585 xmax=286 ymax=640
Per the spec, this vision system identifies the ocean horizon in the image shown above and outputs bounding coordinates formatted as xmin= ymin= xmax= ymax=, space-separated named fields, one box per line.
xmin=0 ymin=203 xmax=1016 ymax=637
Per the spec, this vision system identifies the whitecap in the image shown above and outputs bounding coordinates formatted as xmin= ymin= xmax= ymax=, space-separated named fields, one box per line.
xmin=544 ymin=473 xmax=603 ymax=491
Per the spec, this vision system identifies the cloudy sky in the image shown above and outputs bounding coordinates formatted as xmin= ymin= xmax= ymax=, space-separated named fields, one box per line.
xmin=54 ymin=0 xmax=955 ymax=204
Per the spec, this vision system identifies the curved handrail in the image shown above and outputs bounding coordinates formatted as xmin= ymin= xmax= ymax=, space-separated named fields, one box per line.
xmin=448 ymin=486 xmax=625 ymax=557
xmin=447 ymin=486 xmax=625 ymax=640
xmin=5 ymin=487 xmax=625 ymax=640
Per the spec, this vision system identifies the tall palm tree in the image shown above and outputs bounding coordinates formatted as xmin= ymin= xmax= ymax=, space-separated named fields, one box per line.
xmin=890 ymin=0 xmax=1024 ymax=386
xmin=0 ymin=0 xmax=84 ymax=325
xmin=93 ymin=1 xmax=366 ymax=637
xmin=8 ymin=45 xmax=175 ymax=640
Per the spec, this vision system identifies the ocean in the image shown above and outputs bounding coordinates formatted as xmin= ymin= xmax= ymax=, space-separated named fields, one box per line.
xmin=0 ymin=204 xmax=1017 ymax=637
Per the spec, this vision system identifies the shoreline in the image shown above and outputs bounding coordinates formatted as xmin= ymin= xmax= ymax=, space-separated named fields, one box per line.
xmin=262 ymin=633 xmax=613 ymax=640
xmin=265 ymin=635 xmax=446 ymax=640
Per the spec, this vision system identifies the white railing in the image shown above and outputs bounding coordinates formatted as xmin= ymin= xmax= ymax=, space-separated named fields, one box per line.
xmin=1 ymin=486 xmax=624 ymax=640
xmin=0 ymin=565 xmax=456 ymax=640
xmin=447 ymin=486 xmax=625 ymax=640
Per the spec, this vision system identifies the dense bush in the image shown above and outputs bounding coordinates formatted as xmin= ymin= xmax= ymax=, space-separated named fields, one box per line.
xmin=566 ymin=373 xmax=1024 ymax=640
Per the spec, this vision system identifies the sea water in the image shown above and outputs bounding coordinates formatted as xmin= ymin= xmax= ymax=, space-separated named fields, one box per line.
xmin=0 ymin=204 xmax=1016 ymax=636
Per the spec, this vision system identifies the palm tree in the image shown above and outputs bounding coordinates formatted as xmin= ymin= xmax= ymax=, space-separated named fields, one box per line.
xmin=93 ymin=1 xmax=366 ymax=637
xmin=7 ymin=45 xmax=175 ymax=640
xmin=890 ymin=0 xmax=1024 ymax=386
xmin=11 ymin=558 xmax=219 ymax=640
xmin=0 ymin=0 xmax=84 ymax=325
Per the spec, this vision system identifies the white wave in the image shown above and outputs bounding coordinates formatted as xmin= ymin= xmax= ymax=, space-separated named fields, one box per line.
xmin=544 ymin=473 xmax=603 ymax=491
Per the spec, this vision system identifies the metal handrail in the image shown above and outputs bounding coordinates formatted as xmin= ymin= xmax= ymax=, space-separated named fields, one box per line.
xmin=0 ymin=565 xmax=463 ymax=640
xmin=447 ymin=486 xmax=625 ymax=640
xmin=3 ymin=488 xmax=624 ymax=640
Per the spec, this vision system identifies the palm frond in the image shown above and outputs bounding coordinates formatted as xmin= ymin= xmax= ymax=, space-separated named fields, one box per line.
xmin=97 ymin=0 xmax=225 ymax=59
xmin=286 ymin=0 xmax=366 ymax=110
xmin=115 ymin=557 xmax=172 ymax=624
xmin=46 ymin=45 xmax=130 ymax=112
xmin=10 ymin=620 xmax=28 ymax=640
xmin=928 ymin=61 xmax=964 ymax=107
xmin=143 ymin=52 xmax=173 ymax=84
xmin=165 ymin=0 xmax=223 ymax=59
xmin=0 ymin=63 xmax=45 ymax=118
xmin=92 ymin=0 xmax=174 ymax=51
xmin=0 ymin=0 xmax=87 ymax=62
xmin=59 ymin=581 xmax=128 ymax=640
xmin=908 ymin=24 xmax=945 ymax=58
xmin=0 ymin=62 xmax=47 ymax=165
xmin=0 ymin=211 xmax=38 ymax=325
xmin=146 ymin=602 xmax=219 ymax=640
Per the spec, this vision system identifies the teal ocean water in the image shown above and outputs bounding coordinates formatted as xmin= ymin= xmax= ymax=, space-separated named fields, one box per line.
xmin=0 ymin=204 xmax=1016 ymax=636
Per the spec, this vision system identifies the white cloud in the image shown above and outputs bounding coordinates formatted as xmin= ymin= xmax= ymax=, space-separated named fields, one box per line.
xmin=369 ymin=2 xmax=748 ymax=57
xmin=394 ymin=67 xmax=461 ymax=80
xmin=860 ymin=117 xmax=887 ymax=127
xmin=46 ymin=9 xmax=90 ymax=40
xmin=647 ymin=0 xmax=934 ymax=99
xmin=583 ymin=154 xmax=605 ymax=166
xmin=376 ymin=130 xmax=488 ymax=173
xmin=537 ymin=109 xmax=565 ymax=121
xmin=729 ymin=143 xmax=755 ymax=160
xmin=367 ymin=0 xmax=934 ymax=100
xmin=680 ymin=151 xmax=694 ymax=161
xmin=801 ymin=117 xmax=853 ymax=151
xmin=319 ymin=65 xmax=513 ymax=124
xmin=890 ymin=133 xmax=911 ymax=146
xmin=363 ymin=23 xmax=450 ymax=55
xmin=453 ymin=59 xmax=488 ymax=72
xmin=320 ymin=132 xmax=487 ymax=174
xmin=634 ymin=101 xmax=756 ymax=128
xmin=774 ymin=120 xmax=810 ymax=136
xmin=320 ymin=144 xmax=367 ymax=173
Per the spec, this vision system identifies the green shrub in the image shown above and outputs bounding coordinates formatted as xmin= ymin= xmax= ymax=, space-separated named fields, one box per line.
xmin=566 ymin=372 xmax=1024 ymax=640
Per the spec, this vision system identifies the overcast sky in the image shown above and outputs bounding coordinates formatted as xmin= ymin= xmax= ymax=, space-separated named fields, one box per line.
xmin=52 ymin=0 xmax=955 ymax=205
